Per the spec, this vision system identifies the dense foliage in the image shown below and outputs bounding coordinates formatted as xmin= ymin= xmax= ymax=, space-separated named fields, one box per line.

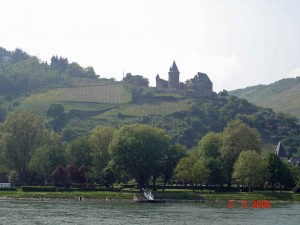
xmin=0 ymin=47 xmax=299 ymax=191
xmin=0 ymin=47 xmax=98 ymax=98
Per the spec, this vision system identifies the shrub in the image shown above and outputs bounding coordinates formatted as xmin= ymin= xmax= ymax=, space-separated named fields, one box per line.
xmin=292 ymin=186 xmax=300 ymax=193
xmin=0 ymin=188 xmax=17 ymax=191
xmin=21 ymin=186 xmax=57 ymax=192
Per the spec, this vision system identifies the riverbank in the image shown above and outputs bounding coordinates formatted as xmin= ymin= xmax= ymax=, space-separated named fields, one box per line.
xmin=1 ymin=189 xmax=300 ymax=203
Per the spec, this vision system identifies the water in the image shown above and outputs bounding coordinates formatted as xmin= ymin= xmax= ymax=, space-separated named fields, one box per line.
xmin=0 ymin=200 xmax=299 ymax=225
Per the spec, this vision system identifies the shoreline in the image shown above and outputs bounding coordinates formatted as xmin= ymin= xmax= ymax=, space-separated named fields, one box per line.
xmin=0 ymin=196 xmax=299 ymax=204
xmin=1 ymin=189 xmax=300 ymax=203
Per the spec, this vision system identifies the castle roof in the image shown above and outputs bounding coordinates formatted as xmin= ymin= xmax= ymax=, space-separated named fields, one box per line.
xmin=289 ymin=156 xmax=300 ymax=165
xmin=195 ymin=72 xmax=212 ymax=83
xmin=169 ymin=61 xmax=179 ymax=72
xmin=275 ymin=142 xmax=287 ymax=157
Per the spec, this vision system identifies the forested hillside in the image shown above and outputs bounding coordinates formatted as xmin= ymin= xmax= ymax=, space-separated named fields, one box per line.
xmin=0 ymin=47 xmax=300 ymax=189
xmin=0 ymin=47 xmax=299 ymax=155
xmin=0 ymin=47 xmax=105 ymax=98
xmin=230 ymin=77 xmax=300 ymax=119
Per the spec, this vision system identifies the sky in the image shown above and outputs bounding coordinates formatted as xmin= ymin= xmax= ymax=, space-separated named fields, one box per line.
xmin=1 ymin=0 xmax=300 ymax=92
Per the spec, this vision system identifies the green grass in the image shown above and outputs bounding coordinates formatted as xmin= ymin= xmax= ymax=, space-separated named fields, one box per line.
xmin=1 ymin=189 xmax=299 ymax=202
xmin=201 ymin=191 xmax=300 ymax=202
xmin=0 ymin=189 xmax=133 ymax=200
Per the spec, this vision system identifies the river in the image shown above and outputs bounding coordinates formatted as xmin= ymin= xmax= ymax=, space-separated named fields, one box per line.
xmin=0 ymin=200 xmax=299 ymax=225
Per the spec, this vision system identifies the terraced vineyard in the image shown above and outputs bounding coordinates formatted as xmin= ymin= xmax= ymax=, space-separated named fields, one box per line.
xmin=56 ymin=84 xmax=130 ymax=104
xmin=95 ymin=101 xmax=190 ymax=119
xmin=123 ymin=102 xmax=190 ymax=116
xmin=16 ymin=84 xmax=130 ymax=112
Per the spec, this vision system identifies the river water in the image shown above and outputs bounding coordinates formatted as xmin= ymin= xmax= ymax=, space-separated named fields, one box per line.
xmin=0 ymin=200 xmax=299 ymax=225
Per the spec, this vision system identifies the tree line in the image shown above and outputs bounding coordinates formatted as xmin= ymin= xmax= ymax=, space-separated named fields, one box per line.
xmin=0 ymin=111 xmax=299 ymax=192
xmin=0 ymin=47 xmax=98 ymax=98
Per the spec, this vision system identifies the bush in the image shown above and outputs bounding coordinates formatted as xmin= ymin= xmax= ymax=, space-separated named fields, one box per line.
xmin=21 ymin=186 xmax=57 ymax=192
xmin=292 ymin=186 xmax=300 ymax=193
xmin=214 ymin=187 xmax=249 ymax=192
xmin=0 ymin=188 xmax=17 ymax=191
xmin=56 ymin=187 xmax=118 ymax=192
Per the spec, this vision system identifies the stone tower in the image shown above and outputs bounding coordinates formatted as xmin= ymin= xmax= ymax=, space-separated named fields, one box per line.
xmin=168 ymin=61 xmax=180 ymax=89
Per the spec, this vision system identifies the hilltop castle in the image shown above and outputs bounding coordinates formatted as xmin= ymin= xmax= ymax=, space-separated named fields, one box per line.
xmin=156 ymin=61 xmax=213 ymax=97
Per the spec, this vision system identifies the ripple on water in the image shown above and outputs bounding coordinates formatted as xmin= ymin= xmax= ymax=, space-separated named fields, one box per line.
xmin=0 ymin=200 xmax=300 ymax=225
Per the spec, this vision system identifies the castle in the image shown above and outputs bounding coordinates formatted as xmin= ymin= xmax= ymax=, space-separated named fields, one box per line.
xmin=275 ymin=142 xmax=300 ymax=166
xmin=156 ymin=61 xmax=213 ymax=97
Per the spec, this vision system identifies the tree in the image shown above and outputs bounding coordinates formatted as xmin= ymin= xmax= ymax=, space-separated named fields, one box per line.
xmin=204 ymin=157 xmax=225 ymax=189
xmin=99 ymin=162 xmax=117 ymax=188
xmin=109 ymin=124 xmax=169 ymax=190
xmin=84 ymin=66 xmax=97 ymax=78
xmin=0 ymin=99 xmax=6 ymax=122
xmin=1 ymin=111 xmax=46 ymax=184
xmin=52 ymin=166 xmax=67 ymax=186
xmin=50 ymin=55 xmax=68 ymax=73
xmin=220 ymin=119 xmax=262 ymax=187
xmin=46 ymin=104 xmax=64 ymax=118
xmin=281 ymin=162 xmax=297 ymax=189
xmin=175 ymin=156 xmax=209 ymax=192
xmin=89 ymin=126 xmax=114 ymax=178
xmin=191 ymin=158 xmax=210 ymax=192
xmin=66 ymin=163 xmax=79 ymax=184
xmin=264 ymin=152 xmax=286 ymax=192
xmin=66 ymin=136 xmax=92 ymax=168
xmin=8 ymin=170 xmax=19 ymax=186
xmin=232 ymin=151 xmax=267 ymax=192
xmin=198 ymin=132 xmax=222 ymax=158
xmin=160 ymin=143 xmax=187 ymax=191
xmin=122 ymin=73 xmax=149 ymax=103
xmin=29 ymin=132 xmax=65 ymax=185
xmin=66 ymin=62 xmax=84 ymax=77
xmin=46 ymin=104 xmax=65 ymax=132
xmin=77 ymin=165 xmax=89 ymax=184
xmin=175 ymin=156 xmax=196 ymax=185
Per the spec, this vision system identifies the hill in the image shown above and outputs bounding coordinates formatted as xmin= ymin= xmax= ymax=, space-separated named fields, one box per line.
xmin=0 ymin=47 xmax=299 ymax=156
xmin=230 ymin=77 xmax=300 ymax=119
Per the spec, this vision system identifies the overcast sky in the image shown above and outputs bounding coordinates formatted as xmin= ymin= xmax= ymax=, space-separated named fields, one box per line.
xmin=1 ymin=0 xmax=300 ymax=91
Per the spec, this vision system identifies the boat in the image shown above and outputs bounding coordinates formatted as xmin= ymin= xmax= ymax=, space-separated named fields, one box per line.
xmin=133 ymin=189 xmax=166 ymax=203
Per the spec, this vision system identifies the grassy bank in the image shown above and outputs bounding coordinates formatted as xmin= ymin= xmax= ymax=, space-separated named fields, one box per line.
xmin=1 ymin=189 xmax=300 ymax=202
xmin=0 ymin=189 xmax=132 ymax=200
xmin=155 ymin=190 xmax=300 ymax=202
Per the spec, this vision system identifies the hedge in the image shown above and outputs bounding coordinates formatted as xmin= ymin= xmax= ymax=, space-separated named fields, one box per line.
xmin=21 ymin=186 xmax=57 ymax=192
xmin=0 ymin=188 xmax=17 ymax=191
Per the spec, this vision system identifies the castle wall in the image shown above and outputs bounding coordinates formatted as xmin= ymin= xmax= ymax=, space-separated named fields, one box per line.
xmin=156 ymin=75 xmax=168 ymax=89
xmin=155 ymin=63 xmax=213 ymax=98
xmin=168 ymin=70 xmax=180 ymax=89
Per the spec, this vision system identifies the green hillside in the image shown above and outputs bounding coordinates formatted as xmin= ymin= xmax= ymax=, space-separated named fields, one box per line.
xmin=1 ymin=47 xmax=299 ymax=154
xmin=230 ymin=77 xmax=300 ymax=119
xmin=17 ymin=84 xmax=130 ymax=111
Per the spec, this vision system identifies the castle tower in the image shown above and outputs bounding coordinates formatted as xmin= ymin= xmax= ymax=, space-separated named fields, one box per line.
xmin=168 ymin=61 xmax=180 ymax=89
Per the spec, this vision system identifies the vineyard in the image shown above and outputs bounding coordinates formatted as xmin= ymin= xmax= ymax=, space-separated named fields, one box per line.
xmin=16 ymin=84 xmax=190 ymax=123
xmin=17 ymin=89 xmax=60 ymax=111
xmin=122 ymin=102 xmax=190 ymax=116
xmin=16 ymin=84 xmax=130 ymax=113
xmin=95 ymin=101 xmax=190 ymax=119
xmin=56 ymin=84 xmax=130 ymax=104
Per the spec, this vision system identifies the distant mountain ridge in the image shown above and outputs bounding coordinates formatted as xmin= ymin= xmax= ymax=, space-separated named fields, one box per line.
xmin=230 ymin=77 xmax=300 ymax=119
